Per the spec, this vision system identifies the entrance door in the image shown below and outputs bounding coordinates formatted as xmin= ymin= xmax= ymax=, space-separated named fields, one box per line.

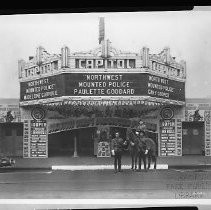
xmin=182 ymin=121 xmax=204 ymax=155
xmin=78 ymin=127 xmax=95 ymax=156
xmin=48 ymin=130 xmax=75 ymax=157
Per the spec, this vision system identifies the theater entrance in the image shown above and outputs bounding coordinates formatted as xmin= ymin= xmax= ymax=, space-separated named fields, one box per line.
xmin=77 ymin=127 xmax=95 ymax=156
xmin=182 ymin=121 xmax=205 ymax=155
xmin=48 ymin=127 xmax=96 ymax=157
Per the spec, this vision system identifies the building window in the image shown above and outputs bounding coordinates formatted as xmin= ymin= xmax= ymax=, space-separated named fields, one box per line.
xmin=177 ymin=69 xmax=180 ymax=76
xmin=153 ymin=62 xmax=157 ymax=71
xmin=47 ymin=64 xmax=51 ymax=72
xmin=75 ymin=59 xmax=79 ymax=68
xmin=5 ymin=127 xmax=12 ymax=136
xmin=54 ymin=61 xmax=58 ymax=70
xmin=41 ymin=66 xmax=44 ymax=74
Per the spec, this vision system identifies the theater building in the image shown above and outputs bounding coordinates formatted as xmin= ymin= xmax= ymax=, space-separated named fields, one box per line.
xmin=18 ymin=18 xmax=211 ymax=159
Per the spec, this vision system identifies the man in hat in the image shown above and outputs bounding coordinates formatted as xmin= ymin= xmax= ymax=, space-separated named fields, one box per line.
xmin=127 ymin=128 xmax=140 ymax=170
xmin=111 ymin=132 xmax=126 ymax=173
xmin=139 ymin=130 xmax=157 ymax=170
xmin=145 ymin=136 xmax=157 ymax=169
xmin=137 ymin=130 xmax=147 ymax=171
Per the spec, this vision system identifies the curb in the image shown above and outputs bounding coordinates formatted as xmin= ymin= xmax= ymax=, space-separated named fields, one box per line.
xmin=2 ymin=165 xmax=211 ymax=172
xmin=168 ymin=165 xmax=211 ymax=170
xmin=0 ymin=167 xmax=52 ymax=172
xmin=52 ymin=164 xmax=169 ymax=171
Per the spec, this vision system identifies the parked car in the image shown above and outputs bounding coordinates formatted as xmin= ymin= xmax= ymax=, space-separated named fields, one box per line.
xmin=0 ymin=156 xmax=15 ymax=167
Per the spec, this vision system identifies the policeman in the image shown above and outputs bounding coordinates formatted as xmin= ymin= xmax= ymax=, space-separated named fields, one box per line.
xmin=137 ymin=130 xmax=147 ymax=171
xmin=143 ymin=133 xmax=157 ymax=169
xmin=128 ymin=129 xmax=141 ymax=171
xmin=111 ymin=132 xmax=126 ymax=173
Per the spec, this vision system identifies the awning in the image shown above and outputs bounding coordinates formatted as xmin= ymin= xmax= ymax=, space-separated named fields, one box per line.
xmin=19 ymin=96 xmax=185 ymax=107
xmin=48 ymin=117 xmax=157 ymax=134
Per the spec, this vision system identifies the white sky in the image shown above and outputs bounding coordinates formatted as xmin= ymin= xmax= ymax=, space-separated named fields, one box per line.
xmin=0 ymin=11 xmax=211 ymax=99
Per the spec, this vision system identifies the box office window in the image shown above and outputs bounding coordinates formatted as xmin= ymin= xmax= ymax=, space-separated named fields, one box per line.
xmin=182 ymin=129 xmax=188 ymax=135
xmin=193 ymin=129 xmax=199 ymax=135
xmin=5 ymin=127 xmax=12 ymax=136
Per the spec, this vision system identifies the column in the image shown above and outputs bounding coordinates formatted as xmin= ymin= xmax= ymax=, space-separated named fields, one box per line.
xmin=180 ymin=60 xmax=186 ymax=78
xmin=164 ymin=47 xmax=170 ymax=64
xmin=18 ymin=59 xmax=25 ymax=79
xmin=94 ymin=129 xmax=100 ymax=156
xmin=142 ymin=47 xmax=149 ymax=68
xmin=73 ymin=133 xmax=78 ymax=157
xmin=61 ymin=45 xmax=70 ymax=68
xmin=36 ymin=46 xmax=45 ymax=65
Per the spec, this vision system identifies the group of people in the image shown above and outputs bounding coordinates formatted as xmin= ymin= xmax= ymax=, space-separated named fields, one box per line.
xmin=111 ymin=129 xmax=157 ymax=173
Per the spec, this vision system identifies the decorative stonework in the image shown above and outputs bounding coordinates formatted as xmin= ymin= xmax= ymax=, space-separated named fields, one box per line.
xmin=18 ymin=42 xmax=186 ymax=81
xmin=176 ymin=118 xmax=182 ymax=156
xmin=204 ymin=110 xmax=211 ymax=156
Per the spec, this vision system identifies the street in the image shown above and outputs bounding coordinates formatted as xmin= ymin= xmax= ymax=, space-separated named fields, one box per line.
xmin=0 ymin=169 xmax=210 ymax=199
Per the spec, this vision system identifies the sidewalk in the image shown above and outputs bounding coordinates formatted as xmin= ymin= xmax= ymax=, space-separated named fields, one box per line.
xmin=9 ymin=155 xmax=211 ymax=170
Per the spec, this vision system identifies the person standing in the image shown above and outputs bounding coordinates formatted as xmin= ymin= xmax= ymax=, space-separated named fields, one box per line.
xmin=127 ymin=129 xmax=140 ymax=171
xmin=144 ymin=134 xmax=157 ymax=169
xmin=138 ymin=130 xmax=147 ymax=171
xmin=111 ymin=132 xmax=126 ymax=173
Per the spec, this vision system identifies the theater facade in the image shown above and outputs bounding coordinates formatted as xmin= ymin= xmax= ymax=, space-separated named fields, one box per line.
xmin=17 ymin=18 xmax=210 ymax=158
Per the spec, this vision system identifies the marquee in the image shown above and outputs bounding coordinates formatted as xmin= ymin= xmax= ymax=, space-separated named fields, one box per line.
xmin=20 ymin=72 xmax=185 ymax=106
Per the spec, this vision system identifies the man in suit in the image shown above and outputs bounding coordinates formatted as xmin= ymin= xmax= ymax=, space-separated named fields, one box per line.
xmin=111 ymin=132 xmax=126 ymax=173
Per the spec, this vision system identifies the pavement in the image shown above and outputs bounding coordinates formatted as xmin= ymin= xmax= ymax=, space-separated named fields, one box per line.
xmin=0 ymin=168 xmax=211 ymax=199
xmin=1 ymin=156 xmax=211 ymax=199
xmin=2 ymin=155 xmax=211 ymax=171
